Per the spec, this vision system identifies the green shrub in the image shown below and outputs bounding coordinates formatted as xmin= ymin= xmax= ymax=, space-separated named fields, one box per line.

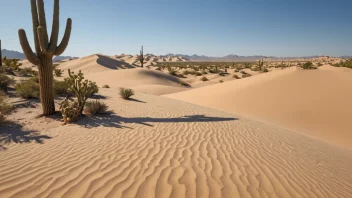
xmin=302 ymin=62 xmax=316 ymax=70
xmin=201 ymin=76 xmax=209 ymax=81
xmin=84 ymin=100 xmax=108 ymax=116
xmin=0 ymin=74 xmax=14 ymax=92
xmin=102 ymin=84 xmax=110 ymax=88
xmin=54 ymin=69 xmax=63 ymax=77
xmin=201 ymin=71 xmax=208 ymax=75
xmin=119 ymin=88 xmax=134 ymax=99
xmin=59 ymin=99 xmax=81 ymax=124
xmin=182 ymin=70 xmax=190 ymax=75
xmin=54 ymin=80 xmax=70 ymax=96
xmin=15 ymin=80 xmax=40 ymax=99
xmin=0 ymin=93 xmax=13 ymax=124
xmin=65 ymin=70 xmax=99 ymax=114
xmin=333 ymin=59 xmax=352 ymax=69
xmin=18 ymin=67 xmax=35 ymax=77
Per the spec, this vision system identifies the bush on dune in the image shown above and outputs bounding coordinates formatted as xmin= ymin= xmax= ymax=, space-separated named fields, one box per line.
xmin=15 ymin=80 xmax=40 ymax=99
xmin=84 ymin=100 xmax=108 ymax=116
xmin=119 ymin=88 xmax=134 ymax=99
xmin=0 ymin=74 xmax=14 ymax=92
xmin=0 ymin=92 xmax=14 ymax=124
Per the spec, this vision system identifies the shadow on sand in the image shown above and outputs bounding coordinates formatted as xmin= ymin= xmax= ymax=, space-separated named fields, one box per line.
xmin=0 ymin=122 xmax=52 ymax=151
xmin=77 ymin=114 xmax=238 ymax=128
xmin=96 ymin=54 xmax=137 ymax=69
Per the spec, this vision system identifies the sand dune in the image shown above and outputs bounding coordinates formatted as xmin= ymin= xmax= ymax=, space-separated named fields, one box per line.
xmin=166 ymin=66 xmax=352 ymax=149
xmin=1 ymin=89 xmax=352 ymax=197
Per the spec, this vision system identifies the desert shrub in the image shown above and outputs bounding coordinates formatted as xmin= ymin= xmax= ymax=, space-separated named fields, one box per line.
xmin=65 ymin=70 xmax=99 ymax=114
xmin=201 ymin=71 xmax=208 ymax=75
xmin=0 ymin=74 xmax=14 ymax=92
xmin=317 ymin=63 xmax=323 ymax=67
xmin=200 ymin=76 xmax=209 ymax=81
xmin=180 ymin=81 xmax=190 ymax=87
xmin=59 ymin=99 xmax=81 ymax=124
xmin=167 ymin=67 xmax=177 ymax=76
xmin=54 ymin=69 xmax=63 ymax=77
xmin=119 ymin=88 xmax=134 ymax=99
xmin=3 ymin=58 xmax=22 ymax=71
xmin=84 ymin=100 xmax=108 ymax=116
xmin=102 ymin=84 xmax=110 ymax=88
xmin=242 ymin=73 xmax=252 ymax=78
xmin=0 ymin=94 xmax=13 ymax=124
xmin=54 ymin=80 xmax=70 ymax=96
xmin=333 ymin=59 xmax=352 ymax=69
xmin=244 ymin=63 xmax=251 ymax=69
xmin=182 ymin=70 xmax=190 ymax=75
xmin=240 ymin=70 xmax=247 ymax=74
xmin=234 ymin=69 xmax=240 ymax=72
xmin=263 ymin=68 xmax=269 ymax=73
xmin=29 ymin=76 xmax=40 ymax=83
xmin=219 ymin=80 xmax=224 ymax=83
xmin=252 ymin=67 xmax=260 ymax=71
xmin=302 ymin=62 xmax=316 ymax=70
xmin=18 ymin=67 xmax=35 ymax=77
xmin=15 ymin=80 xmax=40 ymax=99
xmin=195 ymin=72 xmax=202 ymax=76
xmin=233 ymin=74 xmax=240 ymax=79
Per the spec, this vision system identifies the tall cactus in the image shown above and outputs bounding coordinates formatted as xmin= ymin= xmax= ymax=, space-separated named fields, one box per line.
xmin=18 ymin=0 xmax=72 ymax=115
xmin=258 ymin=58 xmax=264 ymax=71
xmin=139 ymin=46 xmax=144 ymax=68
xmin=0 ymin=40 xmax=2 ymax=66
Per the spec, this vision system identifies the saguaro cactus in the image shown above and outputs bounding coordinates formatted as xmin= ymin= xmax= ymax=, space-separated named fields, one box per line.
xmin=0 ymin=40 xmax=2 ymax=66
xmin=139 ymin=46 xmax=144 ymax=68
xmin=258 ymin=59 xmax=264 ymax=71
xmin=18 ymin=0 xmax=72 ymax=115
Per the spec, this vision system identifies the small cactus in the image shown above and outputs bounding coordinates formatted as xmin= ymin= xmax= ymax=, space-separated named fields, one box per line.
xmin=65 ymin=69 xmax=99 ymax=114
xmin=59 ymin=99 xmax=80 ymax=124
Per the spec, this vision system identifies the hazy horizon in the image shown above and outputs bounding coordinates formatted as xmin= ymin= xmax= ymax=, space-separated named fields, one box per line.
xmin=0 ymin=0 xmax=351 ymax=57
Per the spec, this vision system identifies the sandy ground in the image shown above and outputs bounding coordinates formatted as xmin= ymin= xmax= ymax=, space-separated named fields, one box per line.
xmin=166 ymin=66 xmax=352 ymax=150
xmin=1 ymin=55 xmax=352 ymax=197
xmin=1 ymin=89 xmax=352 ymax=197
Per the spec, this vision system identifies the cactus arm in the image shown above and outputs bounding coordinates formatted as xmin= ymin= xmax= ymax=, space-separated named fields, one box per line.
xmin=18 ymin=29 xmax=40 ymax=65
xmin=55 ymin=18 xmax=72 ymax=56
xmin=30 ymin=0 xmax=41 ymax=55
xmin=48 ymin=0 xmax=60 ymax=54
xmin=37 ymin=0 xmax=49 ymax=45
xmin=38 ymin=26 xmax=49 ymax=54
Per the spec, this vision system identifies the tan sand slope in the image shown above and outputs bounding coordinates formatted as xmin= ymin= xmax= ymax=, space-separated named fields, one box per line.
xmin=166 ymin=66 xmax=352 ymax=150
xmin=1 ymin=89 xmax=352 ymax=197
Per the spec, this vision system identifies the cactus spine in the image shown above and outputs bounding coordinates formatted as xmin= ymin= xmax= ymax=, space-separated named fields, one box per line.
xmin=18 ymin=0 xmax=72 ymax=116
xmin=140 ymin=46 xmax=144 ymax=68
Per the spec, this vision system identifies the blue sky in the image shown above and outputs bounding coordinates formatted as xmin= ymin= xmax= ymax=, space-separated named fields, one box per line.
xmin=0 ymin=0 xmax=351 ymax=57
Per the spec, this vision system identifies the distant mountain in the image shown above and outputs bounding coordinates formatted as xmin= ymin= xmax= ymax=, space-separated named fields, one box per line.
xmin=1 ymin=49 xmax=77 ymax=62
xmin=165 ymin=53 xmax=349 ymax=61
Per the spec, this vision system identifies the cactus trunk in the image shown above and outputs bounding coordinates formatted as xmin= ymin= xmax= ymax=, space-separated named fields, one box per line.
xmin=38 ymin=57 xmax=55 ymax=115
xmin=0 ymin=40 xmax=2 ymax=66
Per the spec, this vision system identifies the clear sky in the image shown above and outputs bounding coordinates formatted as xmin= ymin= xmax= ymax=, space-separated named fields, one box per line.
xmin=0 ymin=0 xmax=351 ymax=57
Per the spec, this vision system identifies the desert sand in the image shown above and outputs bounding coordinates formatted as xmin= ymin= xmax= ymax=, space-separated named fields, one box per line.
xmin=167 ymin=65 xmax=352 ymax=150
xmin=1 ymin=55 xmax=352 ymax=197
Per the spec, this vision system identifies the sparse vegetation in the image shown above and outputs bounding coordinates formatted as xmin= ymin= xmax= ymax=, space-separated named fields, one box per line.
xmin=0 ymin=74 xmax=14 ymax=92
xmin=333 ymin=59 xmax=352 ymax=69
xmin=54 ymin=80 xmax=70 ymax=96
xmin=201 ymin=76 xmax=209 ymax=81
xmin=0 ymin=92 xmax=14 ymax=124
xmin=233 ymin=74 xmax=240 ymax=79
xmin=102 ymin=84 xmax=110 ymax=88
xmin=219 ymin=80 xmax=224 ymax=83
xmin=84 ymin=100 xmax=108 ymax=116
xmin=119 ymin=88 xmax=134 ymax=99
xmin=59 ymin=99 xmax=81 ymax=124
xmin=242 ymin=73 xmax=252 ymax=78
xmin=302 ymin=62 xmax=316 ymax=70
xmin=54 ymin=69 xmax=64 ymax=77
xmin=180 ymin=81 xmax=190 ymax=87
xmin=15 ymin=80 xmax=40 ymax=99
xmin=65 ymin=70 xmax=99 ymax=114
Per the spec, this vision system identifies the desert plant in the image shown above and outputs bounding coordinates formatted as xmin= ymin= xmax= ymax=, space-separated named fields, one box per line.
xmin=119 ymin=88 xmax=134 ymax=99
xmin=219 ymin=80 xmax=224 ymax=83
xmin=0 ymin=40 xmax=2 ymax=67
xmin=65 ymin=70 xmax=98 ymax=114
xmin=258 ymin=59 xmax=264 ymax=71
xmin=0 ymin=93 xmax=14 ymax=124
xmin=54 ymin=69 xmax=63 ymax=77
xmin=200 ymin=76 xmax=209 ymax=81
xmin=18 ymin=67 xmax=34 ymax=77
xmin=102 ymin=84 xmax=110 ymax=88
xmin=3 ymin=58 xmax=22 ymax=71
xmin=139 ymin=46 xmax=145 ymax=67
xmin=182 ymin=70 xmax=190 ymax=75
xmin=18 ymin=0 xmax=72 ymax=115
xmin=195 ymin=72 xmax=202 ymax=76
xmin=59 ymin=99 xmax=80 ymax=124
xmin=54 ymin=80 xmax=70 ymax=96
xmin=233 ymin=74 xmax=240 ymax=79
xmin=302 ymin=62 xmax=316 ymax=70
xmin=333 ymin=59 xmax=352 ymax=69
xmin=15 ymin=80 xmax=40 ymax=99
xmin=167 ymin=67 xmax=177 ymax=76
xmin=0 ymin=74 xmax=14 ymax=92
xmin=201 ymin=71 xmax=208 ymax=75
xmin=84 ymin=100 xmax=108 ymax=116
xmin=180 ymin=81 xmax=190 ymax=87
xmin=263 ymin=68 xmax=269 ymax=73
